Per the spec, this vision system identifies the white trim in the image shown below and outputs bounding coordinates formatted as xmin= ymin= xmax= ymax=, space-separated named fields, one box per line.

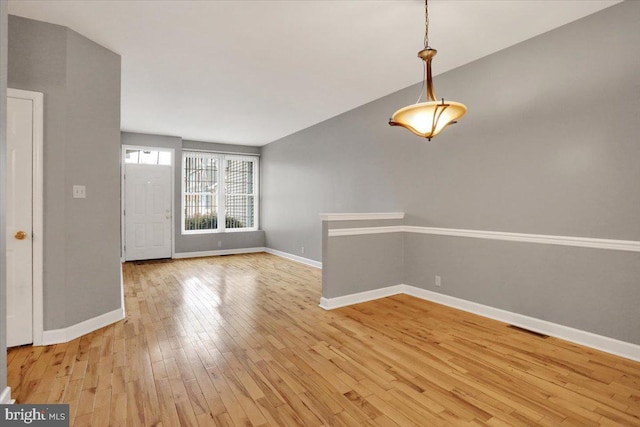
xmin=319 ymin=285 xmax=405 ymax=310
xmin=120 ymin=263 xmax=126 ymax=318
xmin=264 ymin=248 xmax=322 ymax=269
xmin=41 ymin=307 xmax=124 ymax=346
xmin=172 ymin=247 xmax=323 ymax=269
xmin=319 ymin=284 xmax=640 ymax=362
xmin=8 ymin=89 xmax=44 ymax=346
xmin=405 ymin=226 xmax=640 ymax=252
xmin=173 ymin=247 xmax=266 ymax=259
xmin=121 ymin=149 xmax=125 ymax=259
xmin=171 ymin=150 xmax=176 ymax=258
xmin=405 ymin=286 xmax=640 ymax=362
xmin=254 ymin=157 xmax=260 ymax=232
xmin=0 ymin=387 xmax=13 ymax=404
xmin=179 ymin=147 xmax=261 ymax=157
xmin=328 ymin=226 xmax=404 ymax=237
xmin=328 ymin=225 xmax=640 ymax=253
xmin=319 ymin=212 xmax=404 ymax=221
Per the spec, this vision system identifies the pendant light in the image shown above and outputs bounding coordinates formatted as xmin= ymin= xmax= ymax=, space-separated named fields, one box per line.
xmin=389 ymin=0 xmax=466 ymax=140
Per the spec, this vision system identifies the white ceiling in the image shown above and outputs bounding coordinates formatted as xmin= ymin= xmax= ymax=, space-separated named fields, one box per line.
xmin=8 ymin=0 xmax=620 ymax=146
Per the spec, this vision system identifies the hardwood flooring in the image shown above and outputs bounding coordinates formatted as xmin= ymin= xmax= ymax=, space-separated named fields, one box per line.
xmin=7 ymin=253 xmax=640 ymax=426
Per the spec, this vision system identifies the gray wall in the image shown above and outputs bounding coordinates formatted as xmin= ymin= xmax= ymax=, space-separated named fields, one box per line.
xmin=121 ymin=132 xmax=265 ymax=255
xmin=261 ymin=115 xmax=399 ymax=261
xmin=263 ymin=1 xmax=640 ymax=259
xmin=1 ymin=0 xmax=8 ymax=395
xmin=324 ymin=229 xmax=640 ymax=344
xmin=264 ymin=2 xmax=640 ymax=343
xmin=9 ymin=15 xmax=122 ymax=329
xmin=404 ymin=234 xmax=640 ymax=344
xmin=322 ymin=219 xmax=404 ymax=299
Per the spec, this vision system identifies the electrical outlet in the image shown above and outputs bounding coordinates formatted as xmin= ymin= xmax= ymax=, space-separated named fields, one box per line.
xmin=435 ymin=275 xmax=442 ymax=287
xmin=301 ymin=246 xmax=305 ymax=254
xmin=72 ymin=185 xmax=86 ymax=199
xmin=217 ymin=241 xmax=222 ymax=248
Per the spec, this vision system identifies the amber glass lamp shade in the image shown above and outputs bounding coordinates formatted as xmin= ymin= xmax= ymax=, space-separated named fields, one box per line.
xmin=389 ymin=100 xmax=466 ymax=140
xmin=389 ymin=47 xmax=466 ymax=140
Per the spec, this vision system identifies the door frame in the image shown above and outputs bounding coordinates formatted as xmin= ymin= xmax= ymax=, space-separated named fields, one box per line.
xmin=121 ymin=145 xmax=175 ymax=261
xmin=7 ymin=88 xmax=44 ymax=346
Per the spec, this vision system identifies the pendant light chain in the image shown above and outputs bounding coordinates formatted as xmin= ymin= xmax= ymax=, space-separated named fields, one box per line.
xmin=417 ymin=0 xmax=430 ymax=104
xmin=423 ymin=0 xmax=430 ymax=48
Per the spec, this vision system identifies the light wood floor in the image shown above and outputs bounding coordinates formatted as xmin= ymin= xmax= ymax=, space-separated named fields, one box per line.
xmin=7 ymin=253 xmax=640 ymax=426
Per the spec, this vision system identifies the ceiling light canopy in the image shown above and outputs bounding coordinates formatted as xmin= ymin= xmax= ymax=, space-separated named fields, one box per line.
xmin=389 ymin=0 xmax=467 ymax=141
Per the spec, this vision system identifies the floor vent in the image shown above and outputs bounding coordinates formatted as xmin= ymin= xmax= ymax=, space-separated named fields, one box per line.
xmin=508 ymin=325 xmax=550 ymax=339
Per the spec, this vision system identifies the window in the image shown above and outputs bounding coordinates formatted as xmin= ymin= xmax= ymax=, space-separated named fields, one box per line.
xmin=182 ymin=151 xmax=258 ymax=233
xmin=225 ymin=157 xmax=256 ymax=230
xmin=125 ymin=149 xmax=171 ymax=165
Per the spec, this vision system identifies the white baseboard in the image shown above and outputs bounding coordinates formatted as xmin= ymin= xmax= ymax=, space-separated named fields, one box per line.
xmin=264 ymin=248 xmax=322 ymax=269
xmin=173 ymin=246 xmax=322 ymax=269
xmin=320 ymin=284 xmax=640 ymax=362
xmin=41 ymin=307 xmax=125 ymax=346
xmin=0 ymin=387 xmax=13 ymax=404
xmin=173 ymin=247 xmax=266 ymax=259
xmin=120 ymin=264 xmax=126 ymax=319
xmin=319 ymin=285 xmax=405 ymax=309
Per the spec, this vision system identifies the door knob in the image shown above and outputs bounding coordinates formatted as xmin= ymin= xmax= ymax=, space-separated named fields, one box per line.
xmin=14 ymin=231 xmax=27 ymax=240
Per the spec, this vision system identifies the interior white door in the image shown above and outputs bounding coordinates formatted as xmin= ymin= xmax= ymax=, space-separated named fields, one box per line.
xmin=125 ymin=163 xmax=172 ymax=261
xmin=6 ymin=96 xmax=34 ymax=347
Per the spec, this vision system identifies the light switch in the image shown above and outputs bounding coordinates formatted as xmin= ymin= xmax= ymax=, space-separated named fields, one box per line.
xmin=73 ymin=185 xmax=86 ymax=198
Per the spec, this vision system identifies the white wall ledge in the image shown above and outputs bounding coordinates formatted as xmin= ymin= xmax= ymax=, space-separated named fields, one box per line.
xmin=319 ymin=212 xmax=404 ymax=221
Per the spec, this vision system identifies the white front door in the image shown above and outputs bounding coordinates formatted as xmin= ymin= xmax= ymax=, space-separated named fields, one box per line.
xmin=6 ymin=96 xmax=34 ymax=347
xmin=124 ymin=162 xmax=172 ymax=261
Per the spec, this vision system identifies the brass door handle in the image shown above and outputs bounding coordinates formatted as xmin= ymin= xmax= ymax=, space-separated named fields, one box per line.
xmin=14 ymin=231 xmax=27 ymax=240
